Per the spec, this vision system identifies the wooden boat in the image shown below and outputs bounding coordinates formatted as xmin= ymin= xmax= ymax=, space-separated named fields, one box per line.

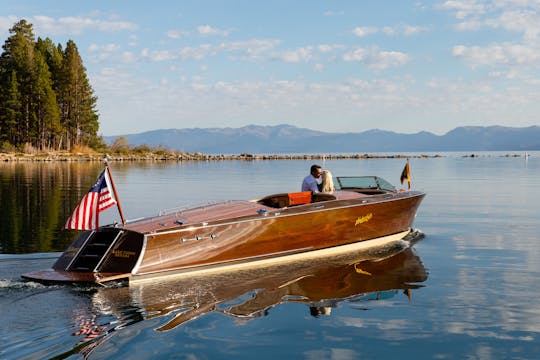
xmin=22 ymin=175 xmax=425 ymax=285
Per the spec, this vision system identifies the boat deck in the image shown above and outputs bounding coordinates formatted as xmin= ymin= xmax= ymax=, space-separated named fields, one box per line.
xmin=123 ymin=200 xmax=274 ymax=233
xmin=121 ymin=190 xmax=368 ymax=234
xmin=333 ymin=190 xmax=369 ymax=200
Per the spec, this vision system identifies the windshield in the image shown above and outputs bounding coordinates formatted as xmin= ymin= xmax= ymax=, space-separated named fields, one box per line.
xmin=335 ymin=176 xmax=395 ymax=191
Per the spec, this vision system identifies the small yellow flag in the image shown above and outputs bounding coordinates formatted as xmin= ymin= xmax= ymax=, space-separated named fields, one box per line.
xmin=400 ymin=160 xmax=411 ymax=189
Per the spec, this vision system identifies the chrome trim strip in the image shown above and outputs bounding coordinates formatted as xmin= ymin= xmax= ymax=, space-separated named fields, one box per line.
xmin=131 ymin=235 xmax=148 ymax=275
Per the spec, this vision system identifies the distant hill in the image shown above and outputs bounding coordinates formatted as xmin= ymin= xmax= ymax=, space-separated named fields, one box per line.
xmin=103 ymin=124 xmax=540 ymax=153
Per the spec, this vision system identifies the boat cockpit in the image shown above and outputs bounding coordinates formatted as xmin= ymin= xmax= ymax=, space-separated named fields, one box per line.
xmin=256 ymin=176 xmax=396 ymax=209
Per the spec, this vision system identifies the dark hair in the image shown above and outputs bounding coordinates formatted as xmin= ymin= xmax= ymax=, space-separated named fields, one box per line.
xmin=310 ymin=164 xmax=321 ymax=174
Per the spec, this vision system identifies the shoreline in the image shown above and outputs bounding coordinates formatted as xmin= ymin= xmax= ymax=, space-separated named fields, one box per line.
xmin=0 ymin=151 xmax=528 ymax=162
xmin=0 ymin=152 xmax=438 ymax=162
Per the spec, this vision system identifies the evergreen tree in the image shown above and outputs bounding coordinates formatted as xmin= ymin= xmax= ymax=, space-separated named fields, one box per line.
xmin=59 ymin=40 xmax=100 ymax=150
xmin=0 ymin=70 xmax=21 ymax=144
xmin=33 ymin=49 xmax=60 ymax=150
xmin=0 ymin=19 xmax=35 ymax=147
xmin=0 ymin=19 xmax=100 ymax=151
xmin=36 ymin=37 xmax=63 ymax=97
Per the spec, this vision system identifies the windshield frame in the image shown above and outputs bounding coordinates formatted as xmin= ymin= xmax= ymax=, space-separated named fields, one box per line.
xmin=335 ymin=176 xmax=396 ymax=192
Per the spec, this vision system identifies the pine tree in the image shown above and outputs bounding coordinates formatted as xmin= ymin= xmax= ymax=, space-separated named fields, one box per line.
xmin=0 ymin=19 xmax=36 ymax=147
xmin=0 ymin=70 xmax=21 ymax=145
xmin=59 ymin=40 xmax=100 ymax=150
xmin=33 ymin=49 xmax=60 ymax=150
xmin=35 ymin=38 xmax=63 ymax=90
xmin=0 ymin=19 xmax=100 ymax=151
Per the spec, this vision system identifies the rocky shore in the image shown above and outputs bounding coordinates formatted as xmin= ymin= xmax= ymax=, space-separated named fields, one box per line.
xmin=1 ymin=151 xmax=530 ymax=162
xmin=0 ymin=151 xmax=445 ymax=162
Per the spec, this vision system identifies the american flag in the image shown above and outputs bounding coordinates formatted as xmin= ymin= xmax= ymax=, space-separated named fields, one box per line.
xmin=64 ymin=167 xmax=117 ymax=230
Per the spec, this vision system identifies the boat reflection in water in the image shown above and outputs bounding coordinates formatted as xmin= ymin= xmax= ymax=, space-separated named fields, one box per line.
xmin=86 ymin=232 xmax=427 ymax=338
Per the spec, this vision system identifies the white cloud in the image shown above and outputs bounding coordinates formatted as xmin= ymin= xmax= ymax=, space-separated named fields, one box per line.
xmin=219 ymin=39 xmax=280 ymax=61
xmin=441 ymin=0 xmax=540 ymax=41
xmin=88 ymin=43 xmax=120 ymax=52
xmin=441 ymin=0 xmax=540 ymax=84
xmin=402 ymin=24 xmax=429 ymax=35
xmin=438 ymin=0 xmax=486 ymax=19
xmin=31 ymin=15 xmax=136 ymax=35
xmin=91 ymin=39 xmax=281 ymax=64
xmin=220 ymin=39 xmax=279 ymax=52
xmin=168 ymin=25 xmax=231 ymax=39
xmin=167 ymin=29 xmax=188 ymax=39
xmin=488 ymin=68 xmax=527 ymax=80
xmin=273 ymin=47 xmax=313 ymax=63
xmin=353 ymin=24 xmax=428 ymax=37
xmin=343 ymin=48 xmax=368 ymax=61
xmin=343 ymin=47 xmax=410 ymax=69
xmin=0 ymin=15 xmax=20 ymax=33
xmin=87 ymin=36 xmax=412 ymax=70
xmin=382 ymin=24 xmax=429 ymax=36
xmin=197 ymin=25 xmax=230 ymax=37
xmin=452 ymin=43 xmax=540 ymax=67
xmin=491 ymin=9 xmax=540 ymax=41
xmin=177 ymin=45 xmax=214 ymax=60
xmin=119 ymin=51 xmax=137 ymax=63
xmin=455 ymin=19 xmax=483 ymax=31
xmin=453 ymin=9 xmax=540 ymax=42
xmin=0 ymin=14 xmax=137 ymax=37
xmin=324 ymin=10 xmax=345 ymax=16
xmin=352 ymin=26 xmax=377 ymax=37
xmin=92 ymin=56 xmax=540 ymax=136
xmin=317 ymin=44 xmax=344 ymax=53
xmin=94 ymin=73 xmax=418 ymax=134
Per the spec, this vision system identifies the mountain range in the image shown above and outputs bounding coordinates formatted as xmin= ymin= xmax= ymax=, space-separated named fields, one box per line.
xmin=103 ymin=124 xmax=540 ymax=153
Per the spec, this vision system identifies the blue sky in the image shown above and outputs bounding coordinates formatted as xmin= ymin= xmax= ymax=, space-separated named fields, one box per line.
xmin=1 ymin=1 xmax=539 ymax=136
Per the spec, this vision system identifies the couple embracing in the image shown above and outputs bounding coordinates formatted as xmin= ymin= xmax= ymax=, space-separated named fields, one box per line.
xmin=301 ymin=164 xmax=335 ymax=194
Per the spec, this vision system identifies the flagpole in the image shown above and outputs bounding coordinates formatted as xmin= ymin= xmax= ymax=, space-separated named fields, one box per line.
xmin=105 ymin=162 xmax=126 ymax=225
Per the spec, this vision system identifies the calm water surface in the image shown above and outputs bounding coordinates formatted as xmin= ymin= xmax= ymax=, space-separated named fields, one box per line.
xmin=1 ymin=153 xmax=539 ymax=359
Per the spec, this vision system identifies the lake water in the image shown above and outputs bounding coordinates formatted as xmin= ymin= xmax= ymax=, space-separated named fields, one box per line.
xmin=1 ymin=153 xmax=539 ymax=359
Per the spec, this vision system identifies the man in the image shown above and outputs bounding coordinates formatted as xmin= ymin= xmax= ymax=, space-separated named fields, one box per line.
xmin=302 ymin=164 xmax=322 ymax=193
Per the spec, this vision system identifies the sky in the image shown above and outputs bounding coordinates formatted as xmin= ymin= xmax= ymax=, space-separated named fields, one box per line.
xmin=1 ymin=0 xmax=539 ymax=136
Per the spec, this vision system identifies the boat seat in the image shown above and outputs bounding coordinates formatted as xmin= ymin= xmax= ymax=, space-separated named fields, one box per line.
xmin=257 ymin=193 xmax=289 ymax=208
xmin=312 ymin=193 xmax=337 ymax=202
xmin=288 ymin=191 xmax=312 ymax=206
xmin=257 ymin=191 xmax=338 ymax=208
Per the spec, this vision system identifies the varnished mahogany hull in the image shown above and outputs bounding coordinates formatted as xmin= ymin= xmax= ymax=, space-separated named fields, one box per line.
xmin=22 ymin=190 xmax=424 ymax=284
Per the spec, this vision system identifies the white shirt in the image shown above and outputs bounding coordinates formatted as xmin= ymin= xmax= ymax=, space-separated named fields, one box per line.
xmin=302 ymin=174 xmax=320 ymax=193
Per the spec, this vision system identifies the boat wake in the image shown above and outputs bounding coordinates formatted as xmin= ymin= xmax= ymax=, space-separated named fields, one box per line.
xmin=0 ymin=278 xmax=51 ymax=290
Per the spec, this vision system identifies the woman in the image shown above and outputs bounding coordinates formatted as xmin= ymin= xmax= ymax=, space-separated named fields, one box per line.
xmin=319 ymin=170 xmax=335 ymax=193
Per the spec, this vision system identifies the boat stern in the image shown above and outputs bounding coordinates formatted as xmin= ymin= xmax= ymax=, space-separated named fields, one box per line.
xmin=22 ymin=227 xmax=144 ymax=284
